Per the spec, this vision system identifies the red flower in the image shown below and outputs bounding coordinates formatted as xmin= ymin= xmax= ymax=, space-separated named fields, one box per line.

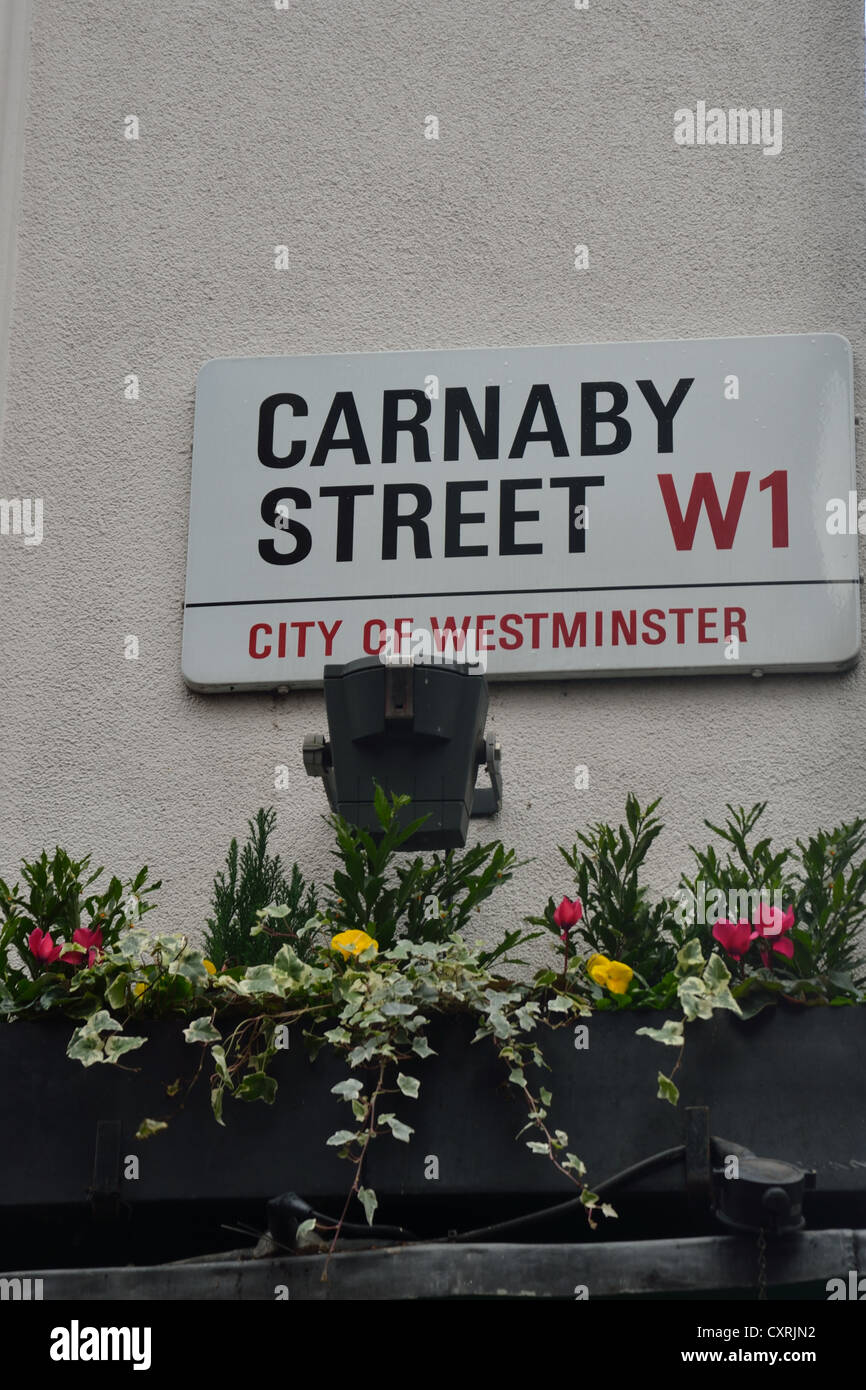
xmin=27 ymin=927 xmax=63 ymax=965
xmin=711 ymin=919 xmax=755 ymax=961
xmin=60 ymin=926 xmax=104 ymax=967
xmin=752 ymin=904 xmax=795 ymax=966
xmin=554 ymin=896 xmax=583 ymax=940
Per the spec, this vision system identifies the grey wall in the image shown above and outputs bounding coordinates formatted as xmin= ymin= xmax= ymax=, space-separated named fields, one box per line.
xmin=1 ymin=0 xmax=864 ymax=961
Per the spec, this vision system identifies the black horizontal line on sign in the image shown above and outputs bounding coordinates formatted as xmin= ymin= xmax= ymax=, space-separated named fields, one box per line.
xmin=185 ymin=578 xmax=860 ymax=609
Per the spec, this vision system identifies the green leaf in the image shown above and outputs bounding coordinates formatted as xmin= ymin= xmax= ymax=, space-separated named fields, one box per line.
xmin=183 ymin=1016 xmax=222 ymax=1044
xmin=657 ymin=1071 xmax=680 ymax=1105
xmin=379 ymin=1113 xmax=414 ymax=1142
xmin=547 ymin=994 xmax=571 ymax=1013
xmin=211 ymin=1084 xmax=225 ymax=1127
xmin=103 ymin=1033 xmax=146 ymax=1062
xmin=357 ymin=1186 xmax=378 ymax=1225
xmin=326 ymin=1129 xmax=359 ymax=1147
xmin=703 ymin=951 xmax=731 ymax=988
xmin=678 ymin=975 xmax=712 ymax=1021
xmin=235 ymin=1072 xmax=277 ymax=1104
xmin=66 ymin=1030 xmax=106 ymax=1066
xmin=396 ymin=1072 xmax=420 ymax=1098
xmin=331 ymin=1077 xmax=364 ymax=1099
xmin=295 ymin=1218 xmax=317 ymax=1240
xmin=106 ymin=974 xmax=130 ymax=1010
xmin=210 ymin=1045 xmax=230 ymax=1081
xmin=675 ymin=939 xmax=704 ymax=978
xmin=86 ymin=1009 xmax=123 ymax=1035
xmin=135 ymin=1118 xmax=168 ymax=1140
xmin=526 ymin=1140 xmax=549 ymax=1154
xmin=635 ymin=1018 xmax=684 ymax=1046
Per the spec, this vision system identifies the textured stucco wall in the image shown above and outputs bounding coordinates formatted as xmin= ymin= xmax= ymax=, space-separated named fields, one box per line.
xmin=1 ymin=0 xmax=864 ymax=962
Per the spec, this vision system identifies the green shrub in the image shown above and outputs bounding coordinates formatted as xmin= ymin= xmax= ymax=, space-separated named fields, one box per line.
xmin=203 ymin=808 xmax=317 ymax=969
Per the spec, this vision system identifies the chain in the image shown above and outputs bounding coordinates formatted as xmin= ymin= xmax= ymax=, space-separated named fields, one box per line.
xmin=756 ymin=1227 xmax=768 ymax=1300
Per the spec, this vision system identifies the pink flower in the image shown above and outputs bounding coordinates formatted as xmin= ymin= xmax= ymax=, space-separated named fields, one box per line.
xmin=752 ymin=903 xmax=795 ymax=937
xmin=752 ymin=904 xmax=795 ymax=966
xmin=60 ymin=926 xmax=104 ymax=967
xmin=27 ymin=927 xmax=63 ymax=965
xmin=712 ymin=919 xmax=755 ymax=960
xmin=554 ymin=896 xmax=583 ymax=941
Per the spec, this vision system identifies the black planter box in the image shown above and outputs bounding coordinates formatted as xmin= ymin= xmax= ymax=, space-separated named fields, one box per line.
xmin=1 ymin=1007 xmax=864 ymax=1264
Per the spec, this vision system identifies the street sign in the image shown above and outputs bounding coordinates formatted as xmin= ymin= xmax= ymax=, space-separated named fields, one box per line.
xmin=181 ymin=333 xmax=859 ymax=690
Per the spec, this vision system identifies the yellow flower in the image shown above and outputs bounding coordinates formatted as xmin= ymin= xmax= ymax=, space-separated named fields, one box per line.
xmin=203 ymin=959 xmax=217 ymax=975
xmin=586 ymin=954 xmax=633 ymax=994
xmin=604 ymin=961 xmax=634 ymax=994
xmin=331 ymin=929 xmax=378 ymax=959
xmin=587 ymin=953 xmax=611 ymax=986
xmin=133 ymin=982 xmax=147 ymax=997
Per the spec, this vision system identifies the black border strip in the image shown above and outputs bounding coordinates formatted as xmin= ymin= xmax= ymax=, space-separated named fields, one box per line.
xmin=185 ymin=578 xmax=861 ymax=610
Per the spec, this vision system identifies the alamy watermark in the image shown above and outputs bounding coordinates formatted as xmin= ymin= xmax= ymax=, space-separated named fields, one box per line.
xmin=674 ymin=102 xmax=783 ymax=157
xmin=673 ymin=884 xmax=784 ymax=928
xmin=378 ymin=623 xmax=487 ymax=672
xmin=0 ymin=497 xmax=43 ymax=545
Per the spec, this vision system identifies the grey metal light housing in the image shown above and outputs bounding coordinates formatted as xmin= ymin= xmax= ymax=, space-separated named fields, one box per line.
xmin=303 ymin=655 xmax=502 ymax=849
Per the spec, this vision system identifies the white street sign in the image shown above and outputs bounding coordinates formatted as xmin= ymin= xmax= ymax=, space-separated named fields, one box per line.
xmin=182 ymin=334 xmax=859 ymax=690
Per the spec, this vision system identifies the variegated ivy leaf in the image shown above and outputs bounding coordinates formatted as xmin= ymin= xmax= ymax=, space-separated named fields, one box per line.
xmin=526 ymin=1141 xmax=549 ymax=1154
xmin=702 ymin=950 xmax=731 ymax=988
xmin=210 ymin=1045 xmax=230 ymax=1081
xmin=378 ymin=1114 xmax=413 ymax=1142
xmin=135 ymin=1118 xmax=168 ymax=1140
xmin=326 ymin=1129 xmax=360 ymax=1147
xmin=677 ymin=975 xmax=713 ymax=1021
xmin=411 ymin=1036 xmax=436 ymax=1058
xmin=635 ymin=1018 xmax=684 ymax=1046
xmin=173 ymin=949 xmax=213 ymax=985
xmin=234 ymin=964 xmax=284 ymax=997
xmin=83 ymin=1009 xmax=122 ymax=1036
xmin=183 ymin=1016 xmax=222 ymax=1044
xmin=357 ymin=1187 xmax=378 ymax=1225
xmin=67 ymin=1014 xmax=145 ymax=1067
xmin=295 ymin=1218 xmax=317 ymax=1241
xmin=515 ymin=1004 xmax=539 ymax=1030
xmin=657 ymin=1071 xmax=680 ymax=1106
xmin=236 ymin=1072 xmax=277 ymax=1104
xmin=103 ymin=1034 xmax=146 ymax=1062
xmin=487 ymin=1010 xmax=511 ymax=1039
xmin=547 ymin=994 xmax=571 ymax=1013
xmin=396 ymin=1073 xmax=420 ymax=1098
xmin=675 ymin=938 xmax=705 ymax=978
xmin=324 ymin=1026 xmax=351 ymax=1045
xmin=331 ymin=1078 xmax=364 ymax=1099
xmin=66 ymin=1030 xmax=108 ymax=1066
xmin=703 ymin=953 xmax=743 ymax=1016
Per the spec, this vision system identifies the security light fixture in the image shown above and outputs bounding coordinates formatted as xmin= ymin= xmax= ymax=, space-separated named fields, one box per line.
xmin=303 ymin=655 xmax=502 ymax=849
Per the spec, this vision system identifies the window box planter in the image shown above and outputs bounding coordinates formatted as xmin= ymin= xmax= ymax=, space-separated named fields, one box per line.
xmin=1 ymin=1004 xmax=863 ymax=1261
